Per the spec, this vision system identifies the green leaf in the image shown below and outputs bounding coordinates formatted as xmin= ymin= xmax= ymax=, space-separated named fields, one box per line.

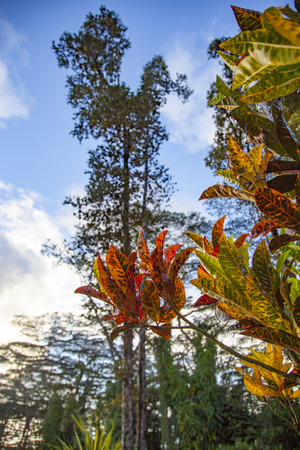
xmin=218 ymin=234 xmax=248 ymax=291
xmin=252 ymin=240 xmax=280 ymax=302
xmin=215 ymin=169 xmax=242 ymax=187
xmin=241 ymin=326 xmax=300 ymax=352
xmin=238 ymin=242 xmax=250 ymax=272
xmin=208 ymin=92 xmax=226 ymax=106
xmin=264 ymin=7 xmax=300 ymax=46
xmin=216 ymin=75 xmax=231 ymax=96
xmin=220 ymin=27 xmax=300 ymax=87
xmin=276 ymin=249 xmax=292 ymax=274
xmin=241 ymin=66 xmax=300 ymax=103
xmin=280 ymin=5 xmax=300 ymax=23
xmin=267 ymin=174 xmax=298 ymax=193
xmin=245 ymin=275 xmax=291 ymax=332
xmin=231 ymin=5 xmax=262 ymax=31
xmin=217 ymin=50 xmax=240 ymax=71
xmin=272 ymin=98 xmax=300 ymax=161
xmin=190 ymin=277 xmax=254 ymax=318
xmin=194 ymin=249 xmax=229 ymax=283
xmin=255 ymin=187 xmax=300 ymax=230
xmin=183 ymin=232 xmax=203 ymax=248
xmin=269 ymin=234 xmax=300 ymax=253
xmin=199 ymin=184 xmax=255 ymax=201
xmin=227 ymin=136 xmax=266 ymax=191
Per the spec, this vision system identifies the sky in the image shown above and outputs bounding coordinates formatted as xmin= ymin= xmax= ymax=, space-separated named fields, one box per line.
xmin=0 ymin=0 xmax=277 ymax=342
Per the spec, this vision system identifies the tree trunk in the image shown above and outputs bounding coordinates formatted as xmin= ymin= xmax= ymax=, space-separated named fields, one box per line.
xmin=136 ymin=328 xmax=146 ymax=450
xmin=121 ymin=136 xmax=134 ymax=450
xmin=122 ymin=329 xmax=133 ymax=450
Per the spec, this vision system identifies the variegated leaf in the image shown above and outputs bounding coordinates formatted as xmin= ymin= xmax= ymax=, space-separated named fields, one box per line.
xmin=292 ymin=295 xmax=300 ymax=327
xmin=279 ymin=363 xmax=300 ymax=393
xmin=194 ymin=249 xmax=229 ymax=283
xmin=231 ymin=5 xmax=262 ymax=31
xmin=216 ymin=75 xmax=231 ymax=96
xmin=137 ymin=227 xmax=150 ymax=264
xmin=183 ymin=232 xmax=203 ymax=248
xmin=234 ymin=233 xmax=249 ymax=249
xmin=199 ymin=184 xmax=254 ymax=201
xmin=252 ymin=240 xmax=280 ymax=302
xmin=95 ymin=254 xmax=127 ymax=311
xmin=255 ymin=187 xmax=300 ymax=230
xmin=212 ymin=215 xmax=226 ymax=248
xmin=110 ymin=326 xmax=127 ymax=342
xmin=241 ymin=67 xmax=300 ymax=103
xmin=203 ymin=236 xmax=213 ymax=255
xmin=151 ymin=323 xmax=171 ymax=341
xmin=74 ymin=286 xmax=111 ymax=305
xmin=272 ymin=98 xmax=300 ymax=161
xmin=164 ymin=244 xmax=182 ymax=274
xmin=218 ymin=234 xmax=248 ymax=291
xmin=241 ymin=326 xmax=300 ymax=352
xmin=264 ymin=6 xmax=300 ymax=46
xmin=269 ymin=234 xmax=300 ymax=253
xmin=168 ymin=247 xmax=196 ymax=283
xmin=266 ymin=159 xmax=300 ymax=174
xmin=217 ymin=51 xmax=240 ymax=71
xmin=194 ymin=294 xmax=218 ymax=307
xmin=149 ymin=246 xmax=165 ymax=295
xmin=141 ymin=280 xmax=161 ymax=323
xmin=155 ymin=230 xmax=168 ymax=248
xmin=106 ymin=246 xmax=129 ymax=294
xmin=250 ymin=219 xmax=278 ymax=241
xmin=227 ymin=137 xmax=266 ymax=191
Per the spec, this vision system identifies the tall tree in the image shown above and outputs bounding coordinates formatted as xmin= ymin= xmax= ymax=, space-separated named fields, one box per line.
xmin=51 ymin=7 xmax=193 ymax=449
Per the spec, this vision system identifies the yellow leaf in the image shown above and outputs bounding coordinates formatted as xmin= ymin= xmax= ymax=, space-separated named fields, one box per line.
xmin=244 ymin=376 xmax=279 ymax=397
xmin=291 ymin=389 xmax=300 ymax=399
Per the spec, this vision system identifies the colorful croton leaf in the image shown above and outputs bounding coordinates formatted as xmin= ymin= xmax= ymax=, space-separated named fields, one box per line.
xmin=75 ymin=246 xmax=145 ymax=341
xmin=137 ymin=227 xmax=195 ymax=340
xmin=233 ymin=344 xmax=295 ymax=398
xmin=188 ymin=219 xmax=300 ymax=351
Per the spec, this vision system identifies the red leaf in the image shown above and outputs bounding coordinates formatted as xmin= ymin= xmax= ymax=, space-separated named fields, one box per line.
xmin=164 ymin=244 xmax=182 ymax=273
xmin=135 ymin=274 xmax=145 ymax=291
xmin=138 ymin=227 xmax=150 ymax=264
xmin=211 ymin=244 xmax=220 ymax=258
xmin=155 ymin=230 xmax=168 ymax=248
xmin=203 ymin=236 xmax=213 ymax=254
xmin=212 ymin=215 xmax=226 ymax=248
xmin=74 ymin=286 xmax=111 ymax=305
xmin=250 ymin=219 xmax=279 ymax=241
xmin=114 ymin=311 xmax=128 ymax=325
xmin=194 ymin=294 xmax=218 ymax=307
xmin=279 ymin=363 xmax=300 ymax=393
xmin=169 ymin=247 xmax=196 ymax=283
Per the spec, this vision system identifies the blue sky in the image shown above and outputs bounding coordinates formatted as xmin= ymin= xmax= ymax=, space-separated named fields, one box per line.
xmin=0 ymin=0 xmax=276 ymax=341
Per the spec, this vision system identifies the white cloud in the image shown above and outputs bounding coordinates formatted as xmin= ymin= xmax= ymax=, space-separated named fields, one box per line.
xmin=0 ymin=16 xmax=31 ymax=127
xmin=0 ymin=181 xmax=82 ymax=343
xmin=162 ymin=33 xmax=221 ymax=153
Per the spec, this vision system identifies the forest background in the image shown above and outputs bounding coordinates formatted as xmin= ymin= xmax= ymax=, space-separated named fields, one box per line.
xmin=1 ymin=1 xmax=298 ymax=449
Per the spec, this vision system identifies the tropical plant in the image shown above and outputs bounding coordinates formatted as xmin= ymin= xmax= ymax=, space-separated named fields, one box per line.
xmin=48 ymin=414 xmax=121 ymax=450
xmin=75 ymin=1 xmax=300 ymax=440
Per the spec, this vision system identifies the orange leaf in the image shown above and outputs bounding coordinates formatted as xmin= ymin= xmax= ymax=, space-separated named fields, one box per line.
xmin=95 ymin=254 xmax=127 ymax=312
xmin=151 ymin=323 xmax=171 ymax=341
xmin=203 ymin=236 xmax=213 ymax=254
xmin=169 ymin=247 xmax=196 ymax=283
xmin=106 ymin=246 xmax=129 ymax=293
xmin=114 ymin=311 xmax=128 ymax=325
xmin=197 ymin=264 xmax=213 ymax=279
xmin=234 ymin=233 xmax=249 ymax=249
xmin=138 ymin=227 xmax=150 ymax=264
xmin=155 ymin=230 xmax=168 ymax=248
xmin=250 ymin=219 xmax=278 ymax=241
xmin=212 ymin=216 xmax=226 ymax=248
xmin=149 ymin=246 xmax=166 ymax=294
xmin=74 ymin=286 xmax=111 ymax=305
xmin=141 ymin=280 xmax=161 ymax=322
xmin=164 ymin=244 xmax=182 ymax=274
